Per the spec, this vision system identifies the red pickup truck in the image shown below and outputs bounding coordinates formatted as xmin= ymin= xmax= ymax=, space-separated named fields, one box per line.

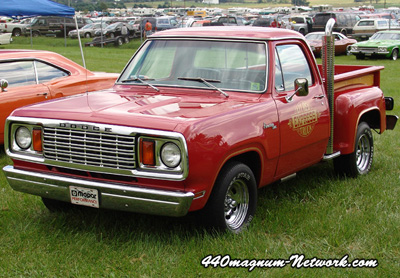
xmin=3 ymin=25 xmax=397 ymax=233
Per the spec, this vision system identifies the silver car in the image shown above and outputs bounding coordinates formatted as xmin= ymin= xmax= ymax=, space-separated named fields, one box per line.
xmin=68 ymin=23 xmax=108 ymax=38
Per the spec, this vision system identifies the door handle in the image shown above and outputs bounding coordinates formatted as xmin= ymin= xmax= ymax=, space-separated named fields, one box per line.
xmin=313 ymin=94 xmax=325 ymax=99
xmin=37 ymin=92 xmax=48 ymax=99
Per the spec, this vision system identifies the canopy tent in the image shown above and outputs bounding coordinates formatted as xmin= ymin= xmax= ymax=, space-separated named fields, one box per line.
xmin=0 ymin=0 xmax=85 ymax=68
xmin=0 ymin=0 xmax=74 ymax=18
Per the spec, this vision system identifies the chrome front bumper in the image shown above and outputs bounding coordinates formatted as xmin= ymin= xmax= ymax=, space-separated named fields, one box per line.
xmin=3 ymin=165 xmax=194 ymax=217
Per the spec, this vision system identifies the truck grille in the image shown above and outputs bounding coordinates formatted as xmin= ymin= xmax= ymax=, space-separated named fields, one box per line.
xmin=43 ymin=127 xmax=136 ymax=170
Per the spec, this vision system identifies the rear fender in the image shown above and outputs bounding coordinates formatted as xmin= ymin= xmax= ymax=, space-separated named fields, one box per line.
xmin=333 ymin=87 xmax=385 ymax=155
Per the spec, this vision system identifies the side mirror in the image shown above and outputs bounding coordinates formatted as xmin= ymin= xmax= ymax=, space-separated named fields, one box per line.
xmin=1 ymin=79 xmax=8 ymax=92
xmin=285 ymin=78 xmax=309 ymax=102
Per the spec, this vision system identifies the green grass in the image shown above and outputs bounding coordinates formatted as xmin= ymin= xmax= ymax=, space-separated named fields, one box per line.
xmin=0 ymin=37 xmax=400 ymax=277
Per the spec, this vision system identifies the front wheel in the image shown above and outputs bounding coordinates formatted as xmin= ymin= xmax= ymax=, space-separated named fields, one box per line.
xmin=391 ymin=49 xmax=398 ymax=61
xmin=334 ymin=122 xmax=374 ymax=177
xmin=203 ymin=161 xmax=257 ymax=233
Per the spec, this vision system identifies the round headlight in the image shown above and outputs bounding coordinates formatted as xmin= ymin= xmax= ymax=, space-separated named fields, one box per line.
xmin=15 ymin=126 xmax=32 ymax=149
xmin=161 ymin=143 xmax=181 ymax=168
xmin=378 ymin=47 xmax=387 ymax=53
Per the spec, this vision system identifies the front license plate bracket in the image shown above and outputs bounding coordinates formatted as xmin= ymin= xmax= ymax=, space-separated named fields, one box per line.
xmin=69 ymin=186 xmax=99 ymax=208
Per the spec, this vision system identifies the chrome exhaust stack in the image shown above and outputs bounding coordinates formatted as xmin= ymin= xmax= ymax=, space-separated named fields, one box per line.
xmin=322 ymin=18 xmax=337 ymax=156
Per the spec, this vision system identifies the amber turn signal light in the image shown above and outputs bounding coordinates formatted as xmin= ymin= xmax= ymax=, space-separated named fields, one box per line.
xmin=140 ymin=139 xmax=155 ymax=166
xmin=32 ymin=128 xmax=43 ymax=152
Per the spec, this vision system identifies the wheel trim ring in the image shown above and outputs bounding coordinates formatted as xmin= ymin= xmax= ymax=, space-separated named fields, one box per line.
xmin=356 ymin=133 xmax=371 ymax=172
xmin=224 ymin=179 xmax=249 ymax=230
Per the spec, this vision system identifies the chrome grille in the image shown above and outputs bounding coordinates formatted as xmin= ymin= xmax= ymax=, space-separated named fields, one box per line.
xmin=358 ymin=47 xmax=378 ymax=53
xmin=43 ymin=127 xmax=136 ymax=170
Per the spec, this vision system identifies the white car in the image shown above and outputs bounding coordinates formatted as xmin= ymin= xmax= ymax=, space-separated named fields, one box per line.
xmin=0 ymin=33 xmax=12 ymax=45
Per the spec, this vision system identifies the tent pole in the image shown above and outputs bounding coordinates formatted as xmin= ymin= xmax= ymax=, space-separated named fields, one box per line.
xmin=74 ymin=15 xmax=86 ymax=69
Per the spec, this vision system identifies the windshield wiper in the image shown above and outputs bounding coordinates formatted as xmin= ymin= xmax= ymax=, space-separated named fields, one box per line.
xmin=121 ymin=77 xmax=159 ymax=92
xmin=178 ymin=77 xmax=229 ymax=98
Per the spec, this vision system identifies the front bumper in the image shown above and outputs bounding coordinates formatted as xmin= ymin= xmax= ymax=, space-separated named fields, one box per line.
xmin=3 ymin=165 xmax=194 ymax=217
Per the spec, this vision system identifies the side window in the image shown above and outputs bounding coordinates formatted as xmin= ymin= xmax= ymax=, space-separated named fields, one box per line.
xmin=275 ymin=44 xmax=312 ymax=92
xmin=35 ymin=61 xmax=69 ymax=83
xmin=0 ymin=61 xmax=36 ymax=88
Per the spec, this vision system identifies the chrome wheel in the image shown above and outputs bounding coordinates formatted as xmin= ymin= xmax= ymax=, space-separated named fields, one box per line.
xmin=203 ymin=161 xmax=257 ymax=233
xmin=392 ymin=49 xmax=398 ymax=61
xmin=356 ymin=133 xmax=372 ymax=173
xmin=224 ymin=178 xmax=249 ymax=230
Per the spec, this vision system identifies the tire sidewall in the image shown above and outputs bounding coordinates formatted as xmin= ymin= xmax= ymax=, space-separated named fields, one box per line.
xmin=205 ymin=161 xmax=257 ymax=233
xmin=356 ymin=123 xmax=374 ymax=175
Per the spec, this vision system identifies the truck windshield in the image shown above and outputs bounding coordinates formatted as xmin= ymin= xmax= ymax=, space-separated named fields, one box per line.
xmin=118 ymin=39 xmax=267 ymax=93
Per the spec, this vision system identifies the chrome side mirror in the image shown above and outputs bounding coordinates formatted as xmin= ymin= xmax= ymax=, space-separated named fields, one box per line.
xmin=1 ymin=79 xmax=8 ymax=92
xmin=285 ymin=78 xmax=309 ymax=102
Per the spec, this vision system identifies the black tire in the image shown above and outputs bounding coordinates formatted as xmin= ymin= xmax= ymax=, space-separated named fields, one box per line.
xmin=203 ymin=161 xmax=257 ymax=233
xmin=84 ymin=32 xmax=91 ymax=38
xmin=32 ymin=31 xmax=40 ymax=37
xmin=340 ymin=29 xmax=347 ymax=36
xmin=346 ymin=45 xmax=352 ymax=56
xmin=109 ymin=32 xmax=115 ymax=39
xmin=115 ymin=37 xmax=123 ymax=46
xmin=355 ymin=54 xmax=365 ymax=60
xmin=391 ymin=49 xmax=398 ymax=61
xmin=299 ymin=28 xmax=305 ymax=35
xmin=334 ymin=122 xmax=374 ymax=177
xmin=12 ymin=28 xmax=21 ymax=37
xmin=42 ymin=197 xmax=75 ymax=212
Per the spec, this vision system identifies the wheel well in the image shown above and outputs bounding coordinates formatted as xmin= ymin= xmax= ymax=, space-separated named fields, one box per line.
xmin=224 ymin=151 xmax=261 ymax=186
xmin=359 ymin=109 xmax=381 ymax=130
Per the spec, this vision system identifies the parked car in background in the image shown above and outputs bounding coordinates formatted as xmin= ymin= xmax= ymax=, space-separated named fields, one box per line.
xmin=283 ymin=14 xmax=313 ymax=35
xmin=94 ymin=22 xmax=134 ymax=39
xmin=352 ymin=18 xmax=392 ymax=40
xmin=0 ymin=33 xmax=12 ymax=45
xmin=305 ymin=32 xmax=357 ymax=56
xmin=313 ymin=12 xmax=360 ymax=36
xmin=350 ymin=30 xmax=400 ymax=60
xmin=68 ymin=22 xmax=108 ymax=38
xmin=189 ymin=19 xmax=211 ymax=27
xmin=155 ymin=16 xmax=180 ymax=31
xmin=24 ymin=16 xmax=92 ymax=37
xmin=0 ymin=49 xmax=119 ymax=144
xmin=0 ymin=18 xmax=32 ymax=37
xmin=252 ymin=17 xmax=272 ymax=27
xmin=216 ymin=16 xmax=248 ymax=26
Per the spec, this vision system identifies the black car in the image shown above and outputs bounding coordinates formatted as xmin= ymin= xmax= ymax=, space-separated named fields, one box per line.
xmin=94 ymin=22 xmax=134 ymax=39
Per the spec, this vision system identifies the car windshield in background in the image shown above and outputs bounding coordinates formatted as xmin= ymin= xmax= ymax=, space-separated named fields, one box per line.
xmin=119 ymin=40 xmax=267 ymax=92
xmin=305 ymin=33 xmax=323 ymax=40
xmin=371 ymin=32 xmax=400 ymax=40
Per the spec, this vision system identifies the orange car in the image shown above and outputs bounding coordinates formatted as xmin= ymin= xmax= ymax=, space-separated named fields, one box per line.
xmin=0 ymin=49 xmax=119 ymax=144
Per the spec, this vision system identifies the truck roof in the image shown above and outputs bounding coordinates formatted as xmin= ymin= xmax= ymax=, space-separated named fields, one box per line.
xmin=150 ymin=26 xmax=304 ymax=40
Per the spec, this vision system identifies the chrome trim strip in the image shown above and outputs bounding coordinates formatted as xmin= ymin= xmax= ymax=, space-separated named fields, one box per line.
xmin=3 ymin=165 xmax=194 ymax=217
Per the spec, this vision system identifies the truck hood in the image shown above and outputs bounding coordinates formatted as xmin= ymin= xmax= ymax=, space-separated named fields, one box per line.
xmin=10 ymin=86 xmax=261 ymax=132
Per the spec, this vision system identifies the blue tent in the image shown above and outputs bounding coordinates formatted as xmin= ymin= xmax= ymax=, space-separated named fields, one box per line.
xmin=0 ymin=0 xmax=75 ymax=18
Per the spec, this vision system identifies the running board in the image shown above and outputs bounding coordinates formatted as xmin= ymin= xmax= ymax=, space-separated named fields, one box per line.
xmin=323 ymin=151 xmax=341 ymax=161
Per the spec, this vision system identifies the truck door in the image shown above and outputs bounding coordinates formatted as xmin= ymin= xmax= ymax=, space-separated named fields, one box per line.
xmin=273 ymin=43 xmax=330 ymax=178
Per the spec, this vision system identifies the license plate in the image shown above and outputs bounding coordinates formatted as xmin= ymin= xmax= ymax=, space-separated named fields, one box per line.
xmin=69 ymin=186 xmax=99 ymax=208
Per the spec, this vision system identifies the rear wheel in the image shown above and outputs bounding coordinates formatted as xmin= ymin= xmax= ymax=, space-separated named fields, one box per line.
xmin=203 ymin=161 xmax=257 ymax=233
xmin=391 ymin=49 xmax=398 ymax=61
xmin=334 ymin=122 xmax=374 ymax=177
xmin=115 ymin=37 xmax=123 ymax=46
xmin=12 ymin=28 xmax=21 ymax=37
xmin=84 ymin=32 xmax=91 ymax=38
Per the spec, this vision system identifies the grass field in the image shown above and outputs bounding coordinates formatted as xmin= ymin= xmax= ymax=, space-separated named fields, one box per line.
xmin=0 ymin=36 xmax=399 ymax=277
